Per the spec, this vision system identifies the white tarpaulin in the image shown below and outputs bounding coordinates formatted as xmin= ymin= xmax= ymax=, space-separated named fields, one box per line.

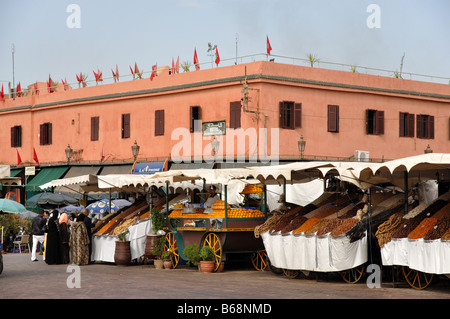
xmin=92 ymin=219 xmax=153 ymax=263
xmin=261 ymin=231 xmax=367 ymax=272
xmin=381 ymin=238 xmax=450 ymax=274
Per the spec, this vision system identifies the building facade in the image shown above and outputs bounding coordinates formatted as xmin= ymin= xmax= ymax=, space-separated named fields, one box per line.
xmin=1 ymin=60 xmax=450 ymax=168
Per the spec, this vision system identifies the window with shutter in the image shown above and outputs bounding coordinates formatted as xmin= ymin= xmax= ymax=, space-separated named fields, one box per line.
xmin=327 ymin=105 xmax=339 ymax=132
xmin=230 ymin=101 xmax=241 ymax=129
xmin=91 ymin=116 xmax=99 ymax=141
xmin=416 ymin=114 xmax=434 ymax=139
xmin=399 ymin=112 xmax=414 ymax=137
xmin=10 ymin=126 xmax=22 ymax=148
xmin=39 ymin=123 xmax=52 ymax=145
xmin=190 ymin=106 xmax=201 ymax=132
xmin=366 ymin=109 xmax=384 ymax=135
xmin=122 ymin=114 xmax=130 ymax=139
xmin=279 ymin=101 xmax=300 ymax=129
xmin=155 ymin=110 xmax=165 ymax=136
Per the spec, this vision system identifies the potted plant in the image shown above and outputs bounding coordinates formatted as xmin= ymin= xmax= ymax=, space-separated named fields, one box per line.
xmin=152 ymin=236 xmax=166 ymax=270
xmin=199 ymin=246 xmax=216 ymax=273
xmin=183 ymin=243 xmax=201 ymax=269
xmin=114 ymin=231 xmax=131 ymax=266
xmin=145 ymin=208 xmax=165 ymax=261
xmin=162 ymin=251 xmax=172 ymax=269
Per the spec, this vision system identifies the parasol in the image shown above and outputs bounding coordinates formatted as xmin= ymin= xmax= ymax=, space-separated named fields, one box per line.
xmin=0 ymin=199 xmax=28 ymax=214
xmin=86 ymin=199 xmax=119 ymax=214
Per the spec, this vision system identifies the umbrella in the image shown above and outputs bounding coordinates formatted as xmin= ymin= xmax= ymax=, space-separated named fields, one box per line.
xmin=59 ymin=205 xmax=85 ymax=213
xmin=86 ymin=199 xmax=119 ymax=214
xmin=0 ymin=199 xmax=28 ymax=214
xmin=25 ymin=192 xmax=79 ymax=208
xmin=18 ymin=210 xmax=39 ymax=219
xmin=112 ymin=199 xmax=132 ymax=208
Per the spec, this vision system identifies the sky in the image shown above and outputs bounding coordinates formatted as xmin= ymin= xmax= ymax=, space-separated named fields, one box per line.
xmin=1 ymin=0 xmax=450 ymax=91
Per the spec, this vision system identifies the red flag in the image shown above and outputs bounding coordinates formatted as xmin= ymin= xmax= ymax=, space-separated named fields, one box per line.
xmin=266 ymin=35 xmax=272 ymax=55
xmin=34 ymin=82 xmax=39 ymax=95
xmin=47 ymin=74 xmax=53 ymax=92
xmin=176 ymin=56 xmax=180 ymax=74
xmin=16 ymin=82 xmax=22 ymax=97
xmin=215 ymin=47 xmax=220 ymax=66
xmin=150 ymin=64 xmax=157 ymax=81
xmin=17 ymin=150 xmax=22 ymax=165
xmin=172 ymin=57 xmax=175 ymax=74
xmin=0 ymin=84 xmax=4 ymax=101
xmin=93 ymin=69 xmax=103 ymax=84
xmin=194 ymin=48 xmax=200 ymax=71
xmin=33 ymin=148 xmax=39 ymax=164
xmin=112 ymin=65 xmax=119 ymax=82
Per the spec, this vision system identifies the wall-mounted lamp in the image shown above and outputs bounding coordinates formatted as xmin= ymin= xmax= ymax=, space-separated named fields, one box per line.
xmin=132 ymin=140 xmax=140 ymax=161
xmin=297 ymin=135 xmax=306 ymax=159
xmin=424 ymin=145 xmax=433 ymax=154
xmin=211 ymin=136 xmax=220 ymax=156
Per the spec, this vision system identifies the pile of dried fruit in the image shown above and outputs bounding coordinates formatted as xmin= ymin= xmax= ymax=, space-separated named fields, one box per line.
xmin=408 ymin=218 xmax=438 ymax=239
xmin=281 ymin=216 xmax=308 ymax=234
xmin=331 ymin=218 xmax=359 ymax=237
xmin=292 ymin=217 xmax=320 ymax=234
xmin=442 ymin=228 xmax=450 ymax=240
xmin=392 ymin=217 xmax=422 ymax=239
xmin=375 ymin=212 xmax=404 ymax=247
xmin=112 ymin=217 xmax=137 ymax=236
xmin=304 ymin=219 xmax=331 ymax=235
xmin=316 ymin=218 xmax=344 ymax=236
xmin=254 ymin=212 xmax=282 ymax=238
xmin=424 ymin=217 xmax=450 ymax=240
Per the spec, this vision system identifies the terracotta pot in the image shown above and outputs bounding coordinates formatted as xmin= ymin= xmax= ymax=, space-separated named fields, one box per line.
xmin=114 ymin=241 xmax=131 ymax=266
xmin=145 ymin=235 xmax=163 ymax=259
xmin=200 ymin=260 xmax=215 ymax=273
xmin=154 ymin=259 xmax=164 ymax=270
xmin=163 ymin=260 xmax=172 ymax=269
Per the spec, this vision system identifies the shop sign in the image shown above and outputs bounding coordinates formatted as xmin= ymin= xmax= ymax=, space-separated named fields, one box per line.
xmin=202 ymin=120 xmax=226 ymax=136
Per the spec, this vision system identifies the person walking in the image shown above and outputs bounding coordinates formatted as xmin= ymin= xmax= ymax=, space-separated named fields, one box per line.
xmin=81 ymin=208 xmax=94 ymax=263
xmin=59 ymin=212 xmax=70 ymax=264
xmin=31 ymin=210 xmax=48 ymax=262
xmin=69 ymin=213 xmax=90 ymax=265
xmin=45 ymin=210 xmax=61 ymax=265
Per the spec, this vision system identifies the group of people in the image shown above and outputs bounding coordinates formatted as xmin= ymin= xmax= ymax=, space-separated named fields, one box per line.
xmin=31 ymin=208 xmax=94 ymax=266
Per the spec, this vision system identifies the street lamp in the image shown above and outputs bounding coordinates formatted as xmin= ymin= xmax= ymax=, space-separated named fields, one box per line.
xmin=297 ymin=135 xmax=306 ymax=159
xmin=424 ymin=145 xmax=433 ymax=154
xmin=131 ymin=140 xmax=140 ymax=161
xmin=65 ymin=144 xmax=73 ymax=164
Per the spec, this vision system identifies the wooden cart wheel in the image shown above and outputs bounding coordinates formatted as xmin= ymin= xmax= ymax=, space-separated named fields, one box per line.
xmin=164 ymin=232 xmax=180 ymax=269
xmin=402 ymin=266 xmax=434 ymax=290
xmin=202 ymin=233 xmax=222 ymax=271
xmin=340 ymin=264 xmax=365 ymax=284
xmin=282 ymin=269 xmax=300 ymax=279
xmin=251 ymin=250 xmax=268 ymax=271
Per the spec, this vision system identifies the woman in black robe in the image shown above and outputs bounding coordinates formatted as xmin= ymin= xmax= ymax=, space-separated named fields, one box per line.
xmin=45 ymin=210 xmax=61 ymax=265
xmin=59 ymin=213 xmax=70 ymax=264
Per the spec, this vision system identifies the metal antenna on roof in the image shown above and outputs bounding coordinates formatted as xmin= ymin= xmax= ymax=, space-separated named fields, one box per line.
xmin=399 ymin=52 xmax=405 ymax=78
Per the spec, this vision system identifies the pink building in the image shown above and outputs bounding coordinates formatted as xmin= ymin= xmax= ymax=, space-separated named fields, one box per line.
xmin=1 ymin=60 xmax=449 ymax=168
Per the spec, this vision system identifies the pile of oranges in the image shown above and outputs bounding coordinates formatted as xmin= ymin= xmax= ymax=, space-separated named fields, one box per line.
xmin=241 ymin=184 xmax=263 ymax=194
xmin=168 ymin=208 xmax=264 ymax=219
xmin=228 ymin=208 xmax=264 ymax=218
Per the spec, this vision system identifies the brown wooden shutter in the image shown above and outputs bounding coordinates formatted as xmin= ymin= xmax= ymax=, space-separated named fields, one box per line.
xmin=279 ymin=101 xmax=285 ymax=128
xmin=155 ymin=110 xmax=165 ymax=136
xmin=294 ymin=103 xmax=302 ymax=128
xmin=91 ymin=117 xmax=99 ymax=141
xmin=399 ymin=112 xmax=404 ymax=137
xmin=408 ymin=113 xmax=415 ymax=137
xmin=230 ymin=101 xmax=241 ymax=129
xmin=428 ymin=116 xmax=434 ymax=139
xmin=376 ymin=111 xmax=384 ymax=135
xmin=11 ymin=127 xmax=15 ymax=147
xmin=40 ymin=124 xmax=44 ymax=145
xmin=190 ymin=106 xmax=201 ymax=132
xmin=48 ymin=123 xmax=52 ymax=145
xmin=417 ymin=115 xmax=423 ymax=138
xmin=366 ymin=110 xmax=371 ymax=135
xmin=328 ymin=105 xmax=339 ymax=132
xmin=122 ymin=114 xmax=130 ymax=138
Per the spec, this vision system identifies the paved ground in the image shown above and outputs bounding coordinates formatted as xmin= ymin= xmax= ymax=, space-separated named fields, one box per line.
xmin=0 ymin=252 xmax=448 ymax=316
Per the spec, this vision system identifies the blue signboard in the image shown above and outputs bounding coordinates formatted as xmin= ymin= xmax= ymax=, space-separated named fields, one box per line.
xmin=132 ymin=161 xmax=168 ymax=175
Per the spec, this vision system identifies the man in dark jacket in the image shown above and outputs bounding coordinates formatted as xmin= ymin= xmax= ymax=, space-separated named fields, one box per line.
xmin=31 ymin=210 xmax=48 ymax=261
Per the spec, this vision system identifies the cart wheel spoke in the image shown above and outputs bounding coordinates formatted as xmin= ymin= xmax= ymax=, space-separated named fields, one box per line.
xmin=282 ymin=269 xmax=299 ymax=279
xmin=340 ymin=264 xmax=365 ymax=284
xmin=165 ymin=232 xmax=179 ymax=269
xmin=402 ymin=266 xmax=433 ymax=290
xmin=202 ymin=233 xmax=222 ymax=271
xmin=251 ymin=250 xmax=268 ymax=271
